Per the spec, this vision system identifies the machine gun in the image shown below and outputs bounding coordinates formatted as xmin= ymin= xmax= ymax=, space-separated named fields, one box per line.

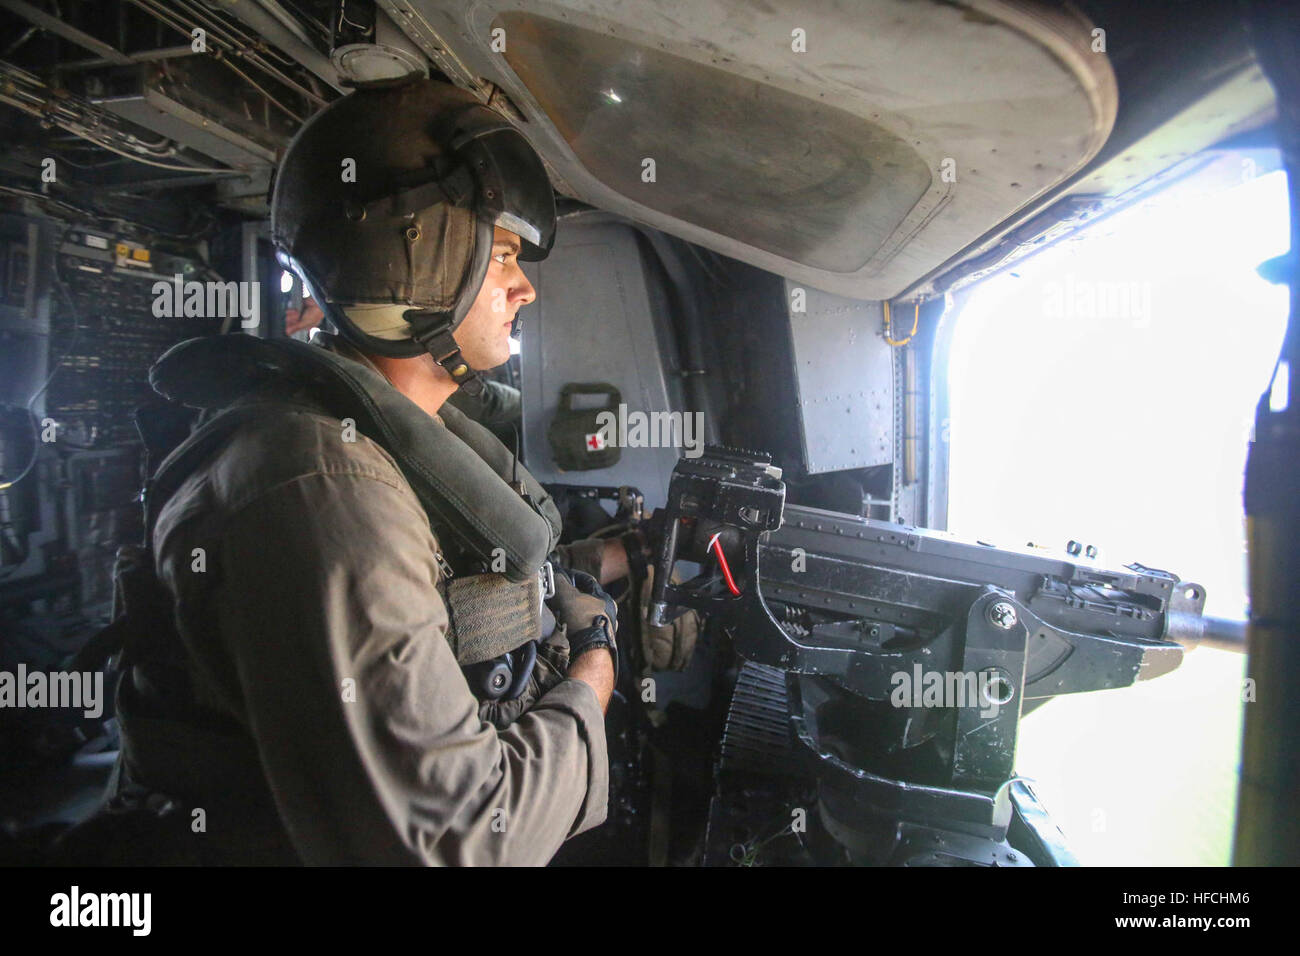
xmin=648 ymin=446 xmax=1224 ymax=865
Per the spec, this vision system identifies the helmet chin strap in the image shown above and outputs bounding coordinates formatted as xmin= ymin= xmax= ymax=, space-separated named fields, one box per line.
xmin=407 ymin=312 xmax=486 ymax=398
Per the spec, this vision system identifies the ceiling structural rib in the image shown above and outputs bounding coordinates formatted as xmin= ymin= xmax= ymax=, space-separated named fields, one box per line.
xmin=2 ymin=0 xmax=133 ymax=64
xmin=207 ymin=0 xmax=347 ymax=93
xmin=123 ymin=0 xmax=333 ymax=110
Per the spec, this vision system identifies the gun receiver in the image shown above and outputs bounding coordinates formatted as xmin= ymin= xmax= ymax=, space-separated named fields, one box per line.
xmin=647 ymin=446 xmax=786 ymax=627
xmin=652 ymin=446 xmax=1211 ymax=796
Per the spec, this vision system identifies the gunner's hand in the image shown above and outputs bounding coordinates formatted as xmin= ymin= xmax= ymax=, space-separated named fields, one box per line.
xmin=547 ymin=569 xmax=617 ymax=634
xmin=547 ymin=569 xmax=618 ymax=682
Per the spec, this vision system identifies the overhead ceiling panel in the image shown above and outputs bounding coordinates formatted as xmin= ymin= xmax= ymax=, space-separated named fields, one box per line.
xmin=389 ymin=0 xmax=1117 ymax=300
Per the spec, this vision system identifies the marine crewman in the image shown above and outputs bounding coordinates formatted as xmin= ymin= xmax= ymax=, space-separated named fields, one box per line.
xmin=55 ymin=78 xmax=630 ymax=865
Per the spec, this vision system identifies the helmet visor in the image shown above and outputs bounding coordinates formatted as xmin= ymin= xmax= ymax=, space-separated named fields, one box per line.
xmin=452 ymin=107 xmax=556 ymax=260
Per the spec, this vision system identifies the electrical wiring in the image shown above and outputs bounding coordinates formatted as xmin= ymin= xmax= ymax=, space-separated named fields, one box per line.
xmin=132 ymin=0 xmax=327 ymax=108
xmin=42 ymin=129 xmax=237 ymax=174
xmin=0 ymin=183 xmax=220 ymax=244
xmin=0 ymin=231 xmax=84 ymax=492
xmin=209 ymin=50 xmax=306 ymax=124
xmin=279 ymin=0 xmax=334 ymax=47
xmin=0 ymin=64 xmax=175 ymax=154
xmin=0 ymin=184 xmax=96 ymax=220
xmin=707 ymin=531 xmax=741 ymax=596
xmin=42 ymin=150 xmax=129 ymax=170
xmin=883 ymin=298 xmax=920 ymax=347
xmin=0 ymin=65 xmax=239 ymax=175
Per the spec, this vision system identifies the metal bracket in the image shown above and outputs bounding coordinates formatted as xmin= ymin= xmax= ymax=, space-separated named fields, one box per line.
xmin=952 ymin=589 xmax=1031 ymax=789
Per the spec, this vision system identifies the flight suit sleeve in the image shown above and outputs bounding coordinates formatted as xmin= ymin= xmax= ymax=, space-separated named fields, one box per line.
xmin=553 ymin=537 xmax=607 ymax=581
xmin=204 ymin=465 xmax=608 ymax=865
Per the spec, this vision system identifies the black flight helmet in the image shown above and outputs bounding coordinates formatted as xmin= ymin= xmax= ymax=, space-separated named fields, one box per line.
xmin=270 ymin=78 xmax=555 ymax=395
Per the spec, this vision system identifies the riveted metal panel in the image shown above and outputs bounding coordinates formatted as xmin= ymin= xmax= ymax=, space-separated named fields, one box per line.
xmin=784 ymin=281 xmax=893 ymax=475
xmin=519 ymin=219 xmax=685 ymax=510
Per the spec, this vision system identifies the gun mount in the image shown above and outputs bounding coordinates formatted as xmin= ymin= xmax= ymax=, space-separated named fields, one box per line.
xmin=649 ymin=446 xmax=1217 ymax=864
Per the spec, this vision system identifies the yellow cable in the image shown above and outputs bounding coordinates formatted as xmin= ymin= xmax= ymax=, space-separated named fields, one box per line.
xmin=883 ymin=299 xmax=919 ymax=347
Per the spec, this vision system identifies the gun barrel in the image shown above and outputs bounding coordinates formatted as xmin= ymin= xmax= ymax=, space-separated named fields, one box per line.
xmin=1200 ymin=615 xmax=1248 ymax=653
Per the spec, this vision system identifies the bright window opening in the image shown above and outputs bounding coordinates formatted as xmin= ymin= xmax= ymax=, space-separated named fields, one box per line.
xmin=946 ymin=155 xmax=1290 ymax=864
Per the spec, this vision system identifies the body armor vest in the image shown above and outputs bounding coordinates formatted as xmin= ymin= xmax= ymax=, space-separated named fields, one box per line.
xmin=145 ymin=331 xmax=563 ymax=664
xmin=51 ymin=332 xmax=567 ymax=864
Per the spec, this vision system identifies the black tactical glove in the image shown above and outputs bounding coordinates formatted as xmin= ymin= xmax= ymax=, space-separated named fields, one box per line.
xmin=547 ymin=569 xmax=618 ymax=682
